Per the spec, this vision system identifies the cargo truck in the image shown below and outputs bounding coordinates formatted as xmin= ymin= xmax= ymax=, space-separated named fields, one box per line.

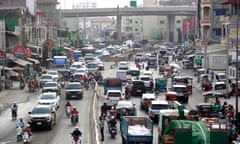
xmin=120 ymin=116 xmax=153 ymax=144
xmin=207 ymin=54 xmax=228 ymax=70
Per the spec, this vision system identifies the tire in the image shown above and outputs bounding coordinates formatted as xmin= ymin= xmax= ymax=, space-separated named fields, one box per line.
xmin=48 ymin=122 xmax=52 ymax=130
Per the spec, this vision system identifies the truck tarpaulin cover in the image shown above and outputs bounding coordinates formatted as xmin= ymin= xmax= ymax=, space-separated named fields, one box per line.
xmin=54 ymin=59 xmax=66 ymax=64
xmin=163 ymin=120 xmax=210 ymax=144
xmin=106 ymin=79 xmax=121 ymax=86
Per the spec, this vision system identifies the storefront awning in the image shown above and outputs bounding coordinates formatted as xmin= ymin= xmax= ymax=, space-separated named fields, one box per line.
xmin=13 ymin=59 xmax=32 ymax=67
xmin=220 ymin=0 xmax=240 ymax=5
xmin=26 ymin=58 xmax=40 ymax=64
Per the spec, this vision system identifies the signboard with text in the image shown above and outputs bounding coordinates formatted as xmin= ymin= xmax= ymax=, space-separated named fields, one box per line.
xmin=0 ymin=50 xmax=6 ymax=65
xmin=229 ymin=24 xmax=240 ymax=42
xmin=14 ymin=45 xmax=26 ymax=58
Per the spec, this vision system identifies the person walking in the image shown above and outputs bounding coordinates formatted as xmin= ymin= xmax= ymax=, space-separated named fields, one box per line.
xmin=99 ymin=117 xmax=105 ymax=141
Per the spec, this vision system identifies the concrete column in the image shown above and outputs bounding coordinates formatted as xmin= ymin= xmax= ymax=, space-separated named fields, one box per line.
xmin=117 ymin=15 xmax=122 ymax=42
xmin=168 ymin=15 xmax=175 ymax=42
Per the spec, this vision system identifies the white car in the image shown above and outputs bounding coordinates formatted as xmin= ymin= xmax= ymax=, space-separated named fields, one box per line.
xmin=47 ymin=70 xmax=59 ymax=81
xmin=118 ymin=61 xmax=129 ymax=70
xmin=70 ymin=62 xmax=86 ymax=72
xmin=105 ymin=90 xmax=124 ymax=107
xmin=38 ymin=92 xmax=60 ymax=109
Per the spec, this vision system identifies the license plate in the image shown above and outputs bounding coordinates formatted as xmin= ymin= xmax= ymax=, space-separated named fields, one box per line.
xmin=179 ymin=93 xmax=183 ymax=96
xmin=37 ymin=122 xmax=42 ymax=125
xmin=111 ymin=100 xmax=117 ymax=103
xmin=136 ymin=90 xmax=142 ymax=92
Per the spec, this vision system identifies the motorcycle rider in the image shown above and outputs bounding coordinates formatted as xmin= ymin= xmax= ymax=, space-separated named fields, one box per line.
xmin=71 ymin=107 xmax=79 ymax=122
xmin=22 ymin=124 xmax=32 ymax=138
xmin=65 ymin=101 xmax=72 ymax=108
xmin=108 ymin=116 xmax=117 ymax=127
xmin=71 ymin=126 xmax=82 ymax=140
xmin=11 ymin=102 xmax=18 ymax=120
xmin=109 ymin=106 xmax=117 ymax=119
xmin=17 ymin=118 xmax=26 ymax=128
xmin=101 ymin=102 xmax=108 ymax=118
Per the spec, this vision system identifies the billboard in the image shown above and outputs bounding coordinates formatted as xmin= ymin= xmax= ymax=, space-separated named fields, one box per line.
xmin=229 ymin=24 xmax=240 ymax=42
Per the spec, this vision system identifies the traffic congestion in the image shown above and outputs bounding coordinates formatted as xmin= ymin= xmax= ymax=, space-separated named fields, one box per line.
xmin=0 ymin=41 xmax=239 ymax=144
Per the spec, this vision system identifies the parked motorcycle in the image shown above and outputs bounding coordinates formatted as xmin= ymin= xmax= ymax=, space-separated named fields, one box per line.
xmin=65 ymin=106 xmax=71 ymax=118
xmin=19 ymin=82 xmax=25 ymax=90
xmin=16 ymin=126 xmax=23 ymax=141
xmin=22 ymin=131 xmax=30 ymax=144
xmin=84 ymin=81 xmax=89 ymax=90
xmin=71 ymin=114 xmax=78 ymax=125
xmin=109 ymin=126 xmax=117 ymax=138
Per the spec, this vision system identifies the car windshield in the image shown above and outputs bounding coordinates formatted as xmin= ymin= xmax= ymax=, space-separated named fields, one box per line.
xmin=45 ymin=83 xmax=57 ymax=87
xmin=133 ymin=81 xmax=144 ymax=85
xmin=151 ymin=104 xmax=170 ymax=110
xmin=215 ymin=84 xmax=226 ymax=90
xmin=173 ymin=87 xmax=188 ymax=93
xmin=32 ymin=107 xmax=50 ymax=114
xmin=87 ymin=63 xmax=97 ymax=68
xmin=40 ymin=94 xmax=55 ymax=100
xmin=41 ymin=76 xmax=52 ymax=79
xmin=140 ymin=77 xmax=150 ymax=81
xmin=108 ymin=92 xmax=121 ymax=97
xmin=67 ymin=84 xmax=81 ymax=89
xmin=48 ymin=72 xmax=57 ymax=75
xmin=128 ymin=70 xmax=140 ymax=76
xmin=75 ymin=69 xmax=85 ymax=73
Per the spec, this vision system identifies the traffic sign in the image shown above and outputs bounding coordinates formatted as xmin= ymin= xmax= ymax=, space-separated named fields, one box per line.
xmin=14 ymin=45 xmax=26 ymax=58
xmin=25 ymin=49 xmax=32 ymax=58
xmin=130 ymin=1 xmax=137 ymax=7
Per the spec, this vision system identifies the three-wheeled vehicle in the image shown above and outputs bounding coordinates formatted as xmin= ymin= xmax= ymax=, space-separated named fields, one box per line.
xmin=58 ymin=69 xmax=72 ymax=81
xmin=214 ymin=81 xmax=226 ymax=98
xmin=165 ymin=91 xmax=178 ymax=101
xmin=202 ymin=91 xmax=220 ymax=104
xmin=174 ymin=76 xmax=193 ymax=94
xmin=182 ymin=59 xmax=193 ymax=69
xmin=196 ymin=102 xmax=221 ymax=118
xmin=155 ymin=76 xmax=167 ymax=93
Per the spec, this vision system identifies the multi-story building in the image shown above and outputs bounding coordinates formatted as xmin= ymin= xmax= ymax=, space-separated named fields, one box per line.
xmin=122 ymin=16 xmax=143 ymax=41
xmin=200 ymin=0 xmax=230 ymax=42
xmin=142 ymin=0 xmax=196 ymax=42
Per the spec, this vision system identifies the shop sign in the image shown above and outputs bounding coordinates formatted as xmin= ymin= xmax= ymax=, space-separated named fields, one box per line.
xmin=14 ymin=45 xmax=26 ymax=58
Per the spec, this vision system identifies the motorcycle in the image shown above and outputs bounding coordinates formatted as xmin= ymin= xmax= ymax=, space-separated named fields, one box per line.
xmin=71 ymin=114 xmax=78 ymax=125
xmin=65 ymin=106 xmax=71 ymax=118
xmin=12 ymin=110 xmax=17 ymax=120
xmin=60 ymin=81 xmax=65 ymax=88
xmin=109 ymin=125 xmax=117 ymax=138
xmin=22 ymin=131 xmax=30 ymax=144
xmin=16 ymin=126 xmax=23 ymax=141
xmin=84 ymin=81 xmax=89 ymax=90
xmin=19 ymin=82 xmax=25 ymax=90
xmin=71 ymin=135 xmax=81 ymax=144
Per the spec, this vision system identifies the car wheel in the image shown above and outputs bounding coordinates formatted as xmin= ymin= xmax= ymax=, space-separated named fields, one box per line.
xmin=48 ymin=122 xmax=52 ymax=130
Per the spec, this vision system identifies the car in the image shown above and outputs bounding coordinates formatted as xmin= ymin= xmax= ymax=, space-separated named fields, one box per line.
xmin=139 ymin=75 xmax=154 ymax=91
xmin=28 ymin=105 xmax=56 ymax=130
xmin=86 ymin=62 xmax=99 ymax=74
xmin=38 ymin=92 xmax=60 ymax=109
xmin=96 ymin=61 xmax=104 ymax=70
xmin=118 ymin=61 xmax=129 ymax=70
xmin=65 ymin=82 xmax=84 ymax=99
xmin=6 ymin=70 xmax=21 ymax=81
xmin=39 ymin=74 xmax=54 ymax=88
xmin=147 ymin=55 xmax=157 ymax=69
xmin=42 ymin=81 xmax=60 ymax=94
xmin=70 ymin=62 xmax=86 ymax=72
xmin=104 ymin=90 xmax=124 ymax=108
xmin=130 ymin=80 xmax=146 ymax=97
xmin=171 ymin=84 xmax=189 ymax=103
xmin=140 ymin=93 xmax=156 ymax=112
xmin=148 ymin=100 xmax=171 ymax=122
xmin=116 ymin=100 xmax=134 ymax=119
xmin=73 ymin=68 xmax=88 ymax=77
xmin=47 ymin=70 xmax=59 ymax=81
xmin=142 ymin=70 xmax=153 ymax=78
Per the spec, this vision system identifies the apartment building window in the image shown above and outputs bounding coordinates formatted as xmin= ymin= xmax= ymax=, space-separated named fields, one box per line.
xmin=129 ymin=27 xmax=132 ymax=31
xmin=135 ymin=21 xmax=138 ymax=24
xmin=215 ymin=9 xmax=226 ymax=16
xmin=160 ymin=20 xmax=164 ymax=24
xmin=135 ymin=28 xmax=138 ymax=32
xmin=215 ymin=29 xmax=222 ymax=36
xmin=176 ymin=20 xmax=181 ymax=24
xmin=129 ymin=19 xmax=132 ymax=24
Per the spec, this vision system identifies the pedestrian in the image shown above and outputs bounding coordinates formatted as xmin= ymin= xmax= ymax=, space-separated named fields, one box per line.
xmin=99 ymin=118 xmax=105 ymax=141
xmin=132 ymin=104 xmax=137 ymax=116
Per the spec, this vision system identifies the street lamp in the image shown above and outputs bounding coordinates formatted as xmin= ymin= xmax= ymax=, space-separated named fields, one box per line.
xmin=235 ymin=0 xmax=239 ymax=117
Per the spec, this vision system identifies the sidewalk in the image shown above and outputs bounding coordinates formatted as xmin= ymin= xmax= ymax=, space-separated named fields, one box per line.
xmin=0 ymin=81 xmax=39 ymax=113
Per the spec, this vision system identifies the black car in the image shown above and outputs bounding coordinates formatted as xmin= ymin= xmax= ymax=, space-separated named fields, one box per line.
xmin=131 ymin=80 xmax=146 ymax=97
xmin=65 ymin=82 xmax=84 ymax=99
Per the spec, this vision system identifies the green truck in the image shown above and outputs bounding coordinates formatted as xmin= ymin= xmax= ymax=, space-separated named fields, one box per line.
xmin=158 ymin=107 xmax=229 ymax=144
xmin=121 ymin=116 xmax=153 ymax=144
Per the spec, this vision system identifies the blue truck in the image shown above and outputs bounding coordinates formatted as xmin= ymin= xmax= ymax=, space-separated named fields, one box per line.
xmin=121 ymin=116 xmax=153 ymax=144
xmin=103 ymin=78 xmax=122 ymax=95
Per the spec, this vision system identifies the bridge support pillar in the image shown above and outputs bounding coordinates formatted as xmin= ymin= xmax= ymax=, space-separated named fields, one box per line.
xmin=168 ymin=15 xmax=175 ymax=42
xmin=117 ymin=15 xmax=122 ymax=42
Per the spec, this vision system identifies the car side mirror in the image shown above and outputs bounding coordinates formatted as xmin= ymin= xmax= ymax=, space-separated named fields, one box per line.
xmin=28 ymin=112 xmax=31 ymax=114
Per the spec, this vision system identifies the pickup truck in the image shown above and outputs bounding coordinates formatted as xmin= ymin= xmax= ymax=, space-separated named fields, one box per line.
xmin=120 ymin=116 xmax=153 ymax=144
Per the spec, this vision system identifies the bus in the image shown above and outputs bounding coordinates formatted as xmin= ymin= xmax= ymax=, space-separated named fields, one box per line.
xmin=81 ymin=47 xmax=95 ymax=56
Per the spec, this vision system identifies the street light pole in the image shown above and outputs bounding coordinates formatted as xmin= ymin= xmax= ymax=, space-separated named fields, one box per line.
xmin=235 ymin=0 xmax=239 ymax=118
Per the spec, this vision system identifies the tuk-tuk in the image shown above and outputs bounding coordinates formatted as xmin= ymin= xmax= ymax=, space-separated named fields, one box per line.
xmin=155 ymin=76 xmax=167 ymax=92
xmin=173 ymin=76 xmax=193 ymax=94
xmin=164 ymin=65 xmax=172 ymax=78
xmin=214 ymin=81 xmax=226 ymax=98
xmin=196 ymin=68 xmax=205 ymax=78
xmin=202 ymin=91 xmax=219 ymax=103
xmin=158 ymin=65 xmax=165 ymax=75
xmin=165 ymin=91 xmax=178 ymax=101
xmin=200 ymin=74 xmax=212 ymax=91
xmin=196 ymin=103 xmax=220 ymax=118
xmin=182 ymin=59 xmax=193 ymax=69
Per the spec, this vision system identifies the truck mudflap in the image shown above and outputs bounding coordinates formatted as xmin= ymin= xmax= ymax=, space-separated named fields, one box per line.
xmin=127 ymin=135 xmax=153 ymax=142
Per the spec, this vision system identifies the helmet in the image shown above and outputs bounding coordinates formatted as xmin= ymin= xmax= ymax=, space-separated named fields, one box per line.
xmin=75 ymin=126 xmax=79 ymax=129
xmin=26 ymin=124 xmax=30 ymax=127
xmin=111 ymin=106 xmax=114 ymax=110
xmin=111 ymin=116 xmax=114 ymax=119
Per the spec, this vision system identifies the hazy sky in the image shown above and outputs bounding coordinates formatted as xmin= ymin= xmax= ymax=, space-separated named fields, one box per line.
xmin=58 ymin=0 xmax=143 ymax=9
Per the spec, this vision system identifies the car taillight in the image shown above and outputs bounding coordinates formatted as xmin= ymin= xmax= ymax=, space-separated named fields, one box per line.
xmin=120 ymin=97 xmax=124 ymax=100
xmin=105 ymin=97 xmax=110 ymax=100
